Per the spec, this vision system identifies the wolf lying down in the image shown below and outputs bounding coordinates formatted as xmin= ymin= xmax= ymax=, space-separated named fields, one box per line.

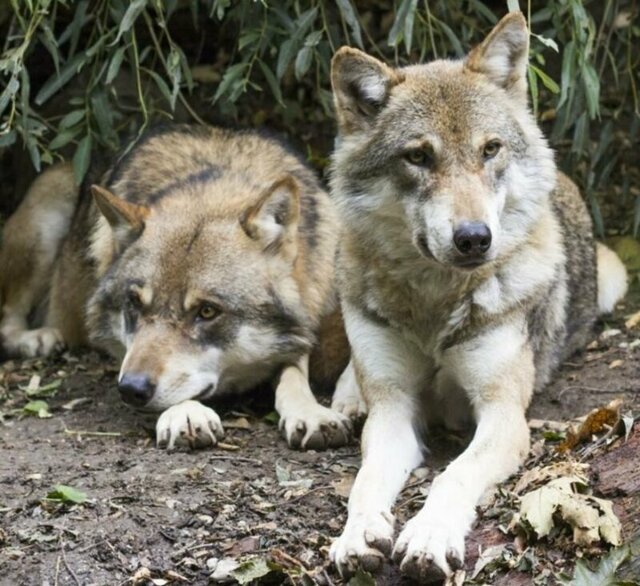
xmin=326 ymin=10 xmax=628 ymax=582
xmin=0 ymin=125 xmax=353 ymax=450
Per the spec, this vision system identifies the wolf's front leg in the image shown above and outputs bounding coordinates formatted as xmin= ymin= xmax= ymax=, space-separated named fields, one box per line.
xmin=275 ymin=355 xmax=352 ymax=450
xmin=393 ymin=321 xmax=533 ymax=581
xmin=330 ymin=305 xmax=426 ymax=578
xmin=156 ymin=400 xmax=225 ymax=449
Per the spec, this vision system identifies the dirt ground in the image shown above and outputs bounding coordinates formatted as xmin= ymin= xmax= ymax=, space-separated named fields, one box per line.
xmin=1 ymin=294 xmax=639 ymax=586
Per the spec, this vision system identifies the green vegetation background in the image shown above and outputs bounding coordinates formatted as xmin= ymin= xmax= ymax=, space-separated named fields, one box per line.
xmin=0 ymin=0 xmax=638 ymax=240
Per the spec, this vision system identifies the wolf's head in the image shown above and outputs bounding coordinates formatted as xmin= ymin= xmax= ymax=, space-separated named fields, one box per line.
xmin=87 ymin=176 xmax=313 ymax=411
xmin=330 ymin=12 xmax=556 ymax=270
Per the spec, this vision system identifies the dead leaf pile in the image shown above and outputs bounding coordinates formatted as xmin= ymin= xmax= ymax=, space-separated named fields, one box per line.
xmin=514 ymin=463 xmax=622 ymax=547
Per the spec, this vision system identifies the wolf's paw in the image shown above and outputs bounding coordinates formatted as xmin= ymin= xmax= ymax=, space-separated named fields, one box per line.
xmin=156 ymin=400 xmax=224 ymax=450
xmin=331 ymin=362 xmax=368 ymax=423
xmin=8 ymin=327 xmax=65 ymax=358
xmin=279 ymin=403 xmax=352 ymax=450
xmin=331 ymin=393 xmax=367 ymax=424
xmin=392 ymin=504 xmax=471 ymax=581
xmin=330 ymin=511 xmax=395 ymax=578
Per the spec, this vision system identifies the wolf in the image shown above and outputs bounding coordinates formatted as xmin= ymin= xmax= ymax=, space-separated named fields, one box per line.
xmin=0 ymin=125 xmax=352 ymax=451
xmin=327 ymin=12 xmax=628 ymax=581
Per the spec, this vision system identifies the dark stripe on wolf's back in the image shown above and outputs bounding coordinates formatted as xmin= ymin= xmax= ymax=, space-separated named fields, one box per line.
xmin=145 ymin=165 xmax=223 ymax=204
xmin=106 ymin=124 xmax=214 ymax=189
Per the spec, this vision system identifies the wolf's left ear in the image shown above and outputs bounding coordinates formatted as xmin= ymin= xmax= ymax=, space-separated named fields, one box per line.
xmin=241 ymin=176 xmax=300 ymax=258
xmin=331 ymin=47 xmax=402 ymax=133
xmin=465 ymin=11 xmax=529 ymax=102
xmin=91 ymin=185 xmax=149 ymax=242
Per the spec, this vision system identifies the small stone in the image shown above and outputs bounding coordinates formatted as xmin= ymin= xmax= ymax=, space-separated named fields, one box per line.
xmin=601 ymin=328 xmax=622 ymax=340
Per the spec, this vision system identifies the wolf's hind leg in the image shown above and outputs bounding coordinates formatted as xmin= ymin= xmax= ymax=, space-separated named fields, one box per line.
xmin=0 ymin=164 xmax=77 ymax=358
xmin=331 ymin=359 xmax=368 ymax=422
xmin=276 ymin=354 xmax=353 ymax=450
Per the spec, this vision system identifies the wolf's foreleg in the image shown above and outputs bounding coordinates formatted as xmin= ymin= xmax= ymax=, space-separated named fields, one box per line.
xmin=393 ymin=320 xmax=533 ymax=580
xmin=275 ymin=354 xmax=352 ymax=450
xmin=330 ymin=305 xmax=426 ymax=578
xmin=0 ymin=164 xmax=76 ymax=358
xmin=331 ymin=359 xmax=368 ymax=422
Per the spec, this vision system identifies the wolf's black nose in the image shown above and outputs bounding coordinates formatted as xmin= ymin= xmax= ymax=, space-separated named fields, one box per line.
xmin=453 ymin=222 xmax=492 ymax=256
xmin=118 ymin=373 xmax=155 ymax=407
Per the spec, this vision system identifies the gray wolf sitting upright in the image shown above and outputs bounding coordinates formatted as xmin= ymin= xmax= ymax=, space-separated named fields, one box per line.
xmin=0 ymin=125 xmax=352 ymax=451
xmin=327 ymin=12 xmax=627 ymax=581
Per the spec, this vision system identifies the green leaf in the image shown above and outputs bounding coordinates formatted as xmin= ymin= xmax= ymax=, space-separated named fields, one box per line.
xmin=336 ymin=0 xmax=363 ymax=48
xmin=582 ymin=63 xmax=600 ymax=119
xmin=388 ymin=0 xmax=418 ymax=52
xmin=47 ymin=484 xmax=87 ymax=504
xmin=294 ymin=46 xmax=314 ymax=81
xmin=35 ymin=52 xmax=89 ymax=105
xmin=557 ymin=40 xmax=575 ymax=109
xmin=348 ymin=570 xmax=376 ymax=586
xmin=26 ymin=380 xmax=62 ymax=398
xmin=115 ymin=0 xmax=148 ymax=43
xmin=506 ymin=0 xmax=520 ymax=12
xmin=213 ymin=62 xmax=248 ymax=103
xmin=0 ymin=76 xmax=20 ymax=116
xmin=23 ymin=400 xmax=51 ymax=418
xmin=258 ymin=60 xmax=284 ymax=106
xmin=530 ymin=64 xmax=560 ymax=94
xmin=559 ymin=545 xmax=632 ymax=586
xmin=231 ymin=559 xmax=272 ymax=585
xmin=73 ymin=135 xmax=92 ymax=184
xmin=0 ymin=130 xmax=17 ymax=148
xmin=262 ymin=411 xmax=280 ymax=425
xmin=147 ymin=70 xmax=173 ymax=106
xmin=50 ymin=126 xmax=82 ymax=150
xmin=106 ymin=46 xmax=127 ymax=84
xmin=59 ymin=109 xmax=85 ymax=130
xmin=532 ymin=32 xmax=559 ymax=52
xmin=439 ymin=22 xmax=464 ymax=57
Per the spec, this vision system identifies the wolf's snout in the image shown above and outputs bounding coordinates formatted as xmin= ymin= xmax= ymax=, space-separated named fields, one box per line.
xmin=453 ymin=222 xmax=492 ymax=257
xmin=119 ymin=373 xmax=155 ymax=407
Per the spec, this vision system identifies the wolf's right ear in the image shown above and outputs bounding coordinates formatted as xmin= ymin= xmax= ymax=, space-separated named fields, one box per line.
xmin=464 ymin=12 xmax=529 ymax=103
xmin=240 ymin=176 xmax=300 ymax=259
xmin=331 ymin=47 xmax=402 ymax=133
xmin=91 ymin=185 xmax=149 ymax=241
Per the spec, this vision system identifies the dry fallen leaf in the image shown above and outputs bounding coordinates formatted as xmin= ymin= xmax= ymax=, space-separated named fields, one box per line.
xmin=513 ymin=461 xmax=588 ymax=495
xmin=518 ymin=474 xmax=622 ymax=547
xmin=558 ymin=399 xmax=622 ymax=452
xmin=331 ymin=475 xmax=355 ymax=499
xmin=625 ymin=309 xmax=640 ymax=330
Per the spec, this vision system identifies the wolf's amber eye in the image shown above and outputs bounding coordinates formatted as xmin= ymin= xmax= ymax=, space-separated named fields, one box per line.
xmin=483 ymin=140 xmax=502 ymax=159
xmin=198 ymin=304 xmax=219 ymax=321
xmin=405 ymin=148 xmax=433 ymax=167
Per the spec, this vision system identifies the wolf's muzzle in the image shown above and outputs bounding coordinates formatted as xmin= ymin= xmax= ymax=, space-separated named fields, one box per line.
xmin=119 ymin=373 xmax=155 ymax=407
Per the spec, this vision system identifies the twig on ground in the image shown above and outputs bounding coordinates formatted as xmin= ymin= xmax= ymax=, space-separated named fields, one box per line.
xmin=64 ymin=428 xmax=122 ymax=437
xmin=59 ymin=536 xmax=81 ymax=586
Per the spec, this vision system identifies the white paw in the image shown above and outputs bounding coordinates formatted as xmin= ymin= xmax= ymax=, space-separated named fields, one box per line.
xmin=392 ymin=501 xmax=474 ymax=581
xmin=330 ymin=511 xmax=395 ymax=578
xmin=156 ymin=400 xmax=224 ymax=450
xmin=9 ymin=327 xmax=65 ymax=358
xmin=279 ymin=402 xmax=352 ymax=450
xmin=331 ymin=361 xmax=367 ymax=422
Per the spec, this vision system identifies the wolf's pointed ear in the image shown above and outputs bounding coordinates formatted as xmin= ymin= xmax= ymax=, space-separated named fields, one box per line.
xmin=241 ymin=176 xmax=300 ymax=258
xmin=91 ymin=185 xmax=149 ymax=238
xmin=465 ymin=11 xmax=529 ymax=102
xmin=331 ymin=47 xmax=402 ymax=133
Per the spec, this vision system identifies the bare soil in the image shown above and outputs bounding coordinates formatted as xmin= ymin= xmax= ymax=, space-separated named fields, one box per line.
xmin=1 ymin=298 xmax=639 ymax=586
